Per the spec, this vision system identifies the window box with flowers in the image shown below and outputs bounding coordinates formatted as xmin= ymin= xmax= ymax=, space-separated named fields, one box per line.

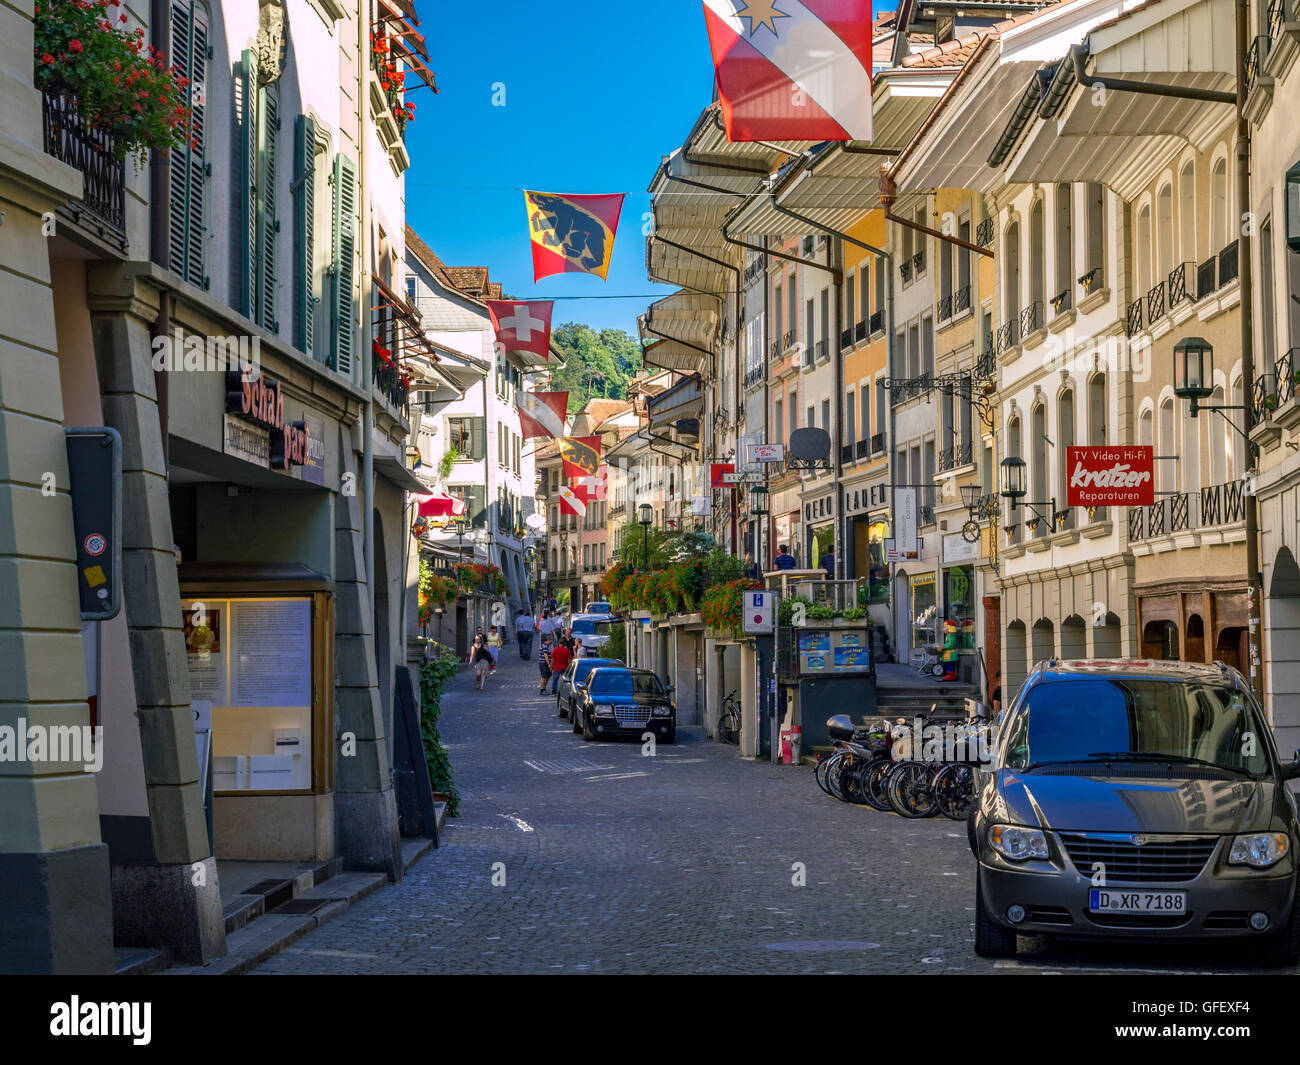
xmin=34 ymin=0 xmax=194 ymax=166
xmin=453 ymin=562 xmax=507 ymax=598
xmin=369 ymin=29 xmax=416 ymax=140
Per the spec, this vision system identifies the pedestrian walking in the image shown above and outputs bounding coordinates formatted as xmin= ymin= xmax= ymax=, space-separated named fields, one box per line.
xmin=515 ymin=609 xmax=535 ymax=659
xmin=537 ymin=636 xmax=554 ymax=695
xmin=471 ymin=637 xmax=493 ymax=691
xmin=548 ymin=638 xmax=572 ymax=695
xmin=487 ymin=625 xmax=501 ymax=673
xmin=773 ymin=544 xmax=796 ymax=570
xmin=820 ymin=548 xmax=835 ymax=579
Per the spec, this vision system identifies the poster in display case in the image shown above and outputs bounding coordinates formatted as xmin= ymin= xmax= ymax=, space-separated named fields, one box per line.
xmin=182 ymin=596 xmax=314 ymax=792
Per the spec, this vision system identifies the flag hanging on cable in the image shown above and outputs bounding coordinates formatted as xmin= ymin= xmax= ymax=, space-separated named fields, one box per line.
xmin=557 ymin=484 xmax=588 ymax=518
xmin=486 ymin=299 xmax=553 ymax=361
xmin=570 ymin=464 xmax=608 ymax=504
xmin=702 ymin=0 xmax=874 ymax=143
xmin=558 ymin=435 xmax=602 ymax=480
xmin=516 ymin=390 xmax=569 ymax=441
xmin=524 ymin=190 xmax=625 ymax=281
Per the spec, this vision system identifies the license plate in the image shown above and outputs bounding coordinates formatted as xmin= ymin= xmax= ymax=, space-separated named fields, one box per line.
xmin=1088 ymin=889 xmax=1187 ymax=913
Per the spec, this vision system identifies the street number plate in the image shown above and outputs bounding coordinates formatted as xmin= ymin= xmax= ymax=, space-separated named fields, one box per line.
xmin=1088 ymin=889 xmax=1187 ymax=913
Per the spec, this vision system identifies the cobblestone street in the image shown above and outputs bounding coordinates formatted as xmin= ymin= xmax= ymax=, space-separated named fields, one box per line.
xmin=250 ymin=654 xmax=1290 ymax=975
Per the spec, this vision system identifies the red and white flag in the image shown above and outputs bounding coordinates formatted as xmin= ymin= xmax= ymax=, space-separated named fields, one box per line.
xmin=702 ymin=0 xmax=873 ymax=143
xmin=486 ymin=299 xmax=553 ymax=361
xmin=571 ymin=464 xmax=608 ymax=504
xmin=517 ymin=390 xmax=568 ymax=441
xmin=558 ymin=435 xmax=602 ymax=480
xmin=557 ymin=484 xmax=588 ymax=517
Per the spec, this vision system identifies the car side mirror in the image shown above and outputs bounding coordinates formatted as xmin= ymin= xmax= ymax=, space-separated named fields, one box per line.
xmin=1284 ymin=751 xmax=1300 ymax=782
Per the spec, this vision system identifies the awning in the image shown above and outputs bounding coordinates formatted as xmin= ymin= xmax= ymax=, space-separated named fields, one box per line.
xmin=375 ymin=454 xmax=430 ymax=494
xmin=646 ymin=374 xmax=704 ymax=430
xmin=641 ymin=291 xmax=719 ymax=352
xmin=417 ymin=493 xmax=466 ymax=518
xmin=642 ymin=337 xmax=707 ymax=375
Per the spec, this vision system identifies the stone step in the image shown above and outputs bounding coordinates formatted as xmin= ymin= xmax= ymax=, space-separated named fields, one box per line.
xmin=114 ymin=947 xmax=171 ymax=975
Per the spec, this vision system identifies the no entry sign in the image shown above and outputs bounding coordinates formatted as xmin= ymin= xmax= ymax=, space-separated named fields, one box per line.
xmin=1066 ymin=446 xmax=1154 ymax=507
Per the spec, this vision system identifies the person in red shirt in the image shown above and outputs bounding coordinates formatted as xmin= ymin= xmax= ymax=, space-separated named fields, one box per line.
xmin=548 ymin=640 xmax=572 ymax=694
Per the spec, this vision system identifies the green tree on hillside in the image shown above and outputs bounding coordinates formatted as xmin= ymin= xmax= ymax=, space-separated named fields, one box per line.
xmin=550 ymin=324 xmax=644 ymax=411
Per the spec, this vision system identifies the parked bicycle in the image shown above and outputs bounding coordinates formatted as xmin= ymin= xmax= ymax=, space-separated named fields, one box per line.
xmin=718 ymin=690 xmax=741 ymax=745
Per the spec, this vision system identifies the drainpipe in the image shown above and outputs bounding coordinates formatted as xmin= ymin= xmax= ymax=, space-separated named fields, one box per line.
xmin=1235 ymin=0 xmax=1261 ymax=699
xmin=1069 ymin=42 xmax=1236 ymax=105
xmin=879 ymin=168 xmax=994 ymax=259
xmin=360 ymin=0 xmax=374 ymax=599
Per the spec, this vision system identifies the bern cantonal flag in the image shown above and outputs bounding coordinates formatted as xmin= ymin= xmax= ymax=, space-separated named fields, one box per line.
xmin=486 ymin=299 xmax=553 ymax=361
xmin=702 ymin=0 xmax=873 ymax=143
xmin=557 ymin=484 xmax=588 ymax=518
xmin=570 ymin=464 xmax=608 ymax=504
xmin=517 ymin=390 xmax=569 ymax=441
xmin=559 ymin=435 xmax=602 ymax=480
xmin=524 ymin=190 xmax=625 ymax=281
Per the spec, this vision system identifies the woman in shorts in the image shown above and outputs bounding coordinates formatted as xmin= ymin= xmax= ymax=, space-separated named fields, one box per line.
xmin=537 ymin=636 xmax=553 ymax=695
xmin=471 ymin=636 xmax=493 ymax=691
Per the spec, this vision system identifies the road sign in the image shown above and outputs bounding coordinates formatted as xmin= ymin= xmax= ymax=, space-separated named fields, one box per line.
xmin=743 ymin=590 xmax=773 ymax=634
xmin=747 ymin=443 xmax=785 ymax=463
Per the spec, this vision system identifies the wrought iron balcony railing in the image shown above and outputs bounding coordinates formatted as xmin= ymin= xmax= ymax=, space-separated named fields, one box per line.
xmin=1247 ymin=34 xmax=1269 ymax=97
xmin=900 ymin=260 xmax=912 ymax=283
xmin=1219 ymin=240 xmax=1240 ymax=287
xmin=974 ymin=351 xmax=996 ymax=380
xmin=840 ymin=327 xmax=854 ymax=350
xmin=1018 ymin=301 xmax=1041 ymax=339
xmin=1146 ymin=279 xmax=1166 ymax=325
xmin=1200 ymin=478 xmax=1246 ymax=527
xmin=41 ymin=89 xmax=127 ymax=247
xmin=995 ymin=321 xmax=1016 ymax=354
xmin=855 ymin=438 xmax=871 ymax=459
xmin=975 ymin=217 xmax=994 ymax=248
xmin=840 ymin=443 xmax=855 ymax=465
xmin=1197 ymin=255 xmax=1218 ymax=298
xmin=783 ymin=328 xmax=797 ymax=351
xmin=912 ymin=251 xmax=925 ymax=275
xmin=1126 ymin=297 xmax=1144 ymax=337
xmin=953 ymin=284 xmax=971 ymax=315
xmin=870 ymin=309 xmax=883 ymax=335
xmin=938 ymin=441 xmax=973 ymax=472
xmin=936 ymin=294 xmax=953 ymax=321
xmin=1168 ymin=261 xmax=1197 ymax=308
xmin=855 ymin=319 xmax=868 ymax=342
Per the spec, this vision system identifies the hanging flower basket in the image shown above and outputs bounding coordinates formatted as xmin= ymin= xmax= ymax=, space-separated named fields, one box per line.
xmin=34 ymin=0 xmax=194 ymax=164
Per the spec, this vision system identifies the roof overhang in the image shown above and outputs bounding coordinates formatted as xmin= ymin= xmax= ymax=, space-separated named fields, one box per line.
xmin=640 ymin=291 xmax=719 ymax=352
xmin=1000 ymin=0 xmax=1236 ymax=199
xmin=646 ymin=374 xmax=704 ymax=430
xmin=642 ymin=337 xmax=708 ymax=375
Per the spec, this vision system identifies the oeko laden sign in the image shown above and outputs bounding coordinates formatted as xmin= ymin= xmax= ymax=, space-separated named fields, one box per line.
xmin=1066 ymin=446 xmax=1154 ymax=507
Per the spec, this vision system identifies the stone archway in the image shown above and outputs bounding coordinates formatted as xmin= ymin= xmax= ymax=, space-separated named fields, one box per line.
xmin=1031 ymin=618 xmax=1055 ymax=666
xmin=1060 ymin=615 xmax=1086 ymax=659
xmin=1005 ymin=620 xmax=1028 ymax=697
xmin=1142 ymin=619 xmax=1179 ymax=660
xmin=1185 ymin=613 xmax=1206 ymax=663
xmin=1094 ymin=612 xmax=1122 ymax=657
xmin=1268 ymin=546 xmax=1300 ymax=752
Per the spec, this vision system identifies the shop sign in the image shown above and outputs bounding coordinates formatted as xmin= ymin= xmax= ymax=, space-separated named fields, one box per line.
xmin=895 ymin=488 xmax=919 ymax=558
xmin=747 ymin=443 xmax=785 ymax=463
xmin=1066 ymin=445 xmax=1154 ymax=507
xmin=225 ymin=369 xmax=309 ymax=472
xmin=224 ymin=413 xmax=269 ymax=466
xmin=943 ymin=532 xmax=980 ymax=563
xmin=298 ymin=414 xmax=325 ymax=485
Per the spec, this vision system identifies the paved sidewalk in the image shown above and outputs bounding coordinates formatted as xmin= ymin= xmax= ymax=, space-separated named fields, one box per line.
xmin=247 ymin=651 xmax=1284 ymax=975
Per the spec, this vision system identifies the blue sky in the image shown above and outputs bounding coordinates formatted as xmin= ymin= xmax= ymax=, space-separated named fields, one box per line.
xmin=403 ymin=1 xmax=723 ymax=335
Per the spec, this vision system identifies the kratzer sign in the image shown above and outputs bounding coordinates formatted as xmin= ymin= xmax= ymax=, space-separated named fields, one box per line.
xmin=1066 ymin=446 xmax=1154 ymax=507
xmin=225 ymin=369 xmax=309 ymax=472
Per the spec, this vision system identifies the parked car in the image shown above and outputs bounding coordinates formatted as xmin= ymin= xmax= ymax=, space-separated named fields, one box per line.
xmin=556 ymin=656 xmax=624 ymax=720
xmin=970 ymin=658 xmax=1300 ymax=964
xmin=568 ymin=613 xmax=615 ymax=655
xmin=574 ymin=667 xmax=675 ymax=744
xmin=585 ymin=601 xmax=614 ymax=615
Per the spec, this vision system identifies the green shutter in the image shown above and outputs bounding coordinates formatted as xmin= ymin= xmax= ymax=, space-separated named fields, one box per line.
xmin=258 ymin=83 xmax=279 ymax=332
xmin=471 ymin=416 xmax=486 ymax=461
xmin=238 ymin=50 xmax=258 ymax=319
xmin=332 ymin=152 xmax=357 ymax=375
xmin=293 ymin=115 xmax=316 ymax=354
xmin=166 ymin=1 xmax=192 ymax=275
xmin=469 ymin=485 xmax=486 ymax=528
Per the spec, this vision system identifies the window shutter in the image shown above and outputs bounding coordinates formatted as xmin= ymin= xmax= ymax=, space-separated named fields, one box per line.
xmin=471 ymin=416 xmax=486 ymax=460
xmin=332 ymin=153 xmax=357 ymax=375
xmin=469 ymin=485 xmax=486 ymax=528
xmin=238 ymin=50 xmax=258 ymax=319
xmin=258 ymin=84 xmax=279 ymax=332
xmin=187 ymin=8 xmax=208 ymax=288
xmin=166 ymin=1 xmax=192 ymax=276
xmin=293 ymin=115 xmax=316 ymax=354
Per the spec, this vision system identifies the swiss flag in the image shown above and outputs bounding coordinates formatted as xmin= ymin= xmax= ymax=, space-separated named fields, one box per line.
xmin=517 ymin=390 xmax=568 ymax=441
xmin=571 ymin=464 xmax=608 ymax=504
xmin=486 ymin=299 xmax=553 ymax=361
xmin=702 ymin=0 xmax=874 ymax=143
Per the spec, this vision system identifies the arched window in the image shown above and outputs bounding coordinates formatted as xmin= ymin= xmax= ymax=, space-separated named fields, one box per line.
xmin=1004 ymin=220 xmax=1021 ymax=330
xmin=1054 ymin=184 xmax=1073 ymax=314
xmin=1085 ymin=183 xmax=1106 ymax=288
xmin=1209 ymin=385 xmax=1227 ymax=487
xmin=1029 ymin=199 xmax=1045 ymax=320
xmin=1088 ymin=373 xmax=1108 ymax=520
xmin=1179 ymin=161 xmax=1196 ymax=265
xmin=1157 ymin=183 xmax=1174 ymax=286
xmin=1031 ymin=402 xmax=1048 ymax=537
xmin=1230 ymin=374 xmax=1245 ymax=473
xmin=1137 ymin=205 xmax=1153 ymax=296
xmin=1057 ymin=388 xmax=1075 ymax=529
xmin=1211 ymin=158 xmax=1228 ymax=253
xmin=1006 ymin=413 xmax=1022 ymax=544
xmin=1159 ymin=397 xmax=1176 ymax=494
xmin=1139 ymin=406 xmax=1153 ymax=446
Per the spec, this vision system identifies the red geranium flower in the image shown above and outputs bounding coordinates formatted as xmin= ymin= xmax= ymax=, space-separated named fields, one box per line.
xmin=69 ymin=39 xmax=83 ymax=52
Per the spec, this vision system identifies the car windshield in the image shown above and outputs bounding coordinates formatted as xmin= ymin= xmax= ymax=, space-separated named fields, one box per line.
xmin=589 ymin=671 xmax=664 ymax=697
xmin=570 ymin=619 xmax=612 ymax=637
xmin=1004 ymin=678 xmax=1271 ymax=776
xmin=574 ymin=659 xmax=621 ymax=684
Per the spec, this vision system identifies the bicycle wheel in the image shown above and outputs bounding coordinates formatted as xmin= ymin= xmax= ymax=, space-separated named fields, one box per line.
xmin=841 ymin=760 xmax=871 ymax=805
xmin=887 ymin=761 xmax=940 ymax=818
xmin=934 ymin=763 xmax=976 ymax=821
xmin=718 ymin=700 xmax=740 ymax=744
xmin=815 ymin=753 xmax=836 ymax=796
xmin=860 ymin=758 xmax=894 ymax=812
xmin=826 ymin=755 xmax=853 ymax=802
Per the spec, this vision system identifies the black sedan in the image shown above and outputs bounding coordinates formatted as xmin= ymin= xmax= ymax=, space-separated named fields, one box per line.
xmin=574 ymin=668 xmax=675 ymax=744
xmin=556 ymin=657 xmax=624 ymax=721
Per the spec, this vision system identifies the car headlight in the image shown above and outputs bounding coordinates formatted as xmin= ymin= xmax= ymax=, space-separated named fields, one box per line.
xmin=1228 ymin=832 xmax=1290 ymax=869
xmin=651 ymin=706 xmax=670 ymax=716
xmin=988 ymin=824 xmax=1050 ymax=861
xmin=593 ymin=704 xmax=614 ymax=717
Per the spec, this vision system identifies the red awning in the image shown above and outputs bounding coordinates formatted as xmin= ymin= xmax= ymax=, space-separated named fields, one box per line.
xmin=417 ymin=494 xmax=466 ymax=518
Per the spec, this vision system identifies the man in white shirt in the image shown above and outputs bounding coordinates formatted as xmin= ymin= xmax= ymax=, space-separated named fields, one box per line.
xmin=515 ymin=609 xmax=535 ymax=660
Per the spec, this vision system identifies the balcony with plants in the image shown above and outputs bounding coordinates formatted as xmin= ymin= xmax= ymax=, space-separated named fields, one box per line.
xmin=369 ymin=1 xmax=437 ymax=173
xmin=34 ymin=0 xmax=196 ymax=251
